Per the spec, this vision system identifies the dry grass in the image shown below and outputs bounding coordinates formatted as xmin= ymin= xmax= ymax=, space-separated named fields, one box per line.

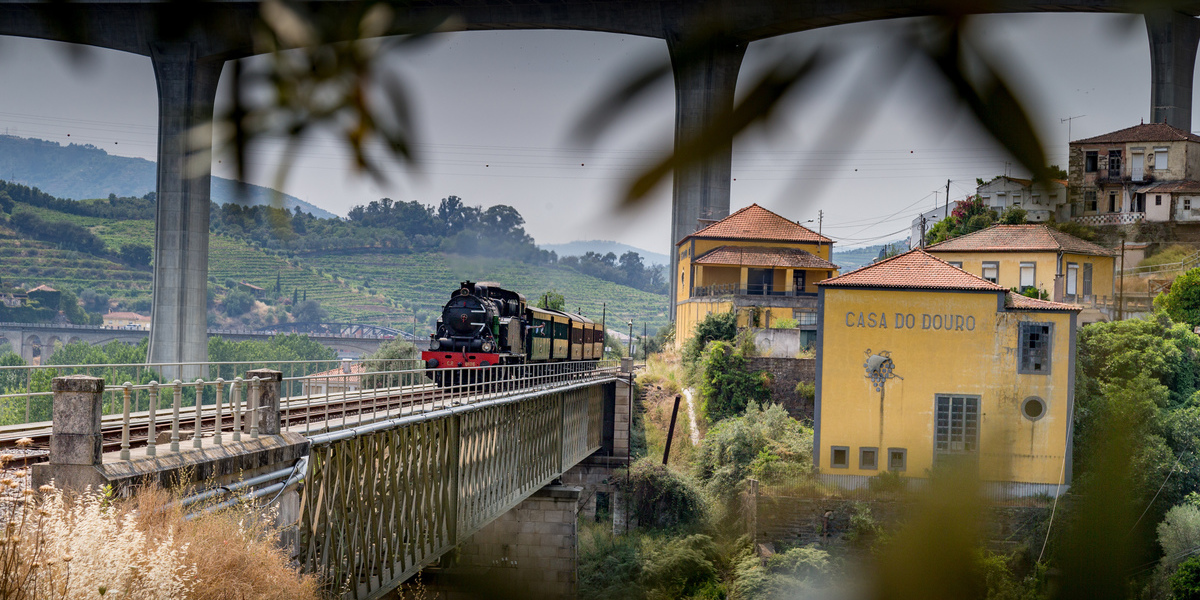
xmin=0 ymin=467 xmax=323 ymax=600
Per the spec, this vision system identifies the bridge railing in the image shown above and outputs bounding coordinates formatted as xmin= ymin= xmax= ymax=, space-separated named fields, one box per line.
xmin=2 ymin=358 xmax=622 ymax=460
xmin=0 ymin=358 xmax=420 ymax=428
xmin=284 ymin=359 xmax=622 ymax=436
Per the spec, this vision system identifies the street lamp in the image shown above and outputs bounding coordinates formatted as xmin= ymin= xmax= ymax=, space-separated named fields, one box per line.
xmin=627 ymin=320 xmax=634 ymax=358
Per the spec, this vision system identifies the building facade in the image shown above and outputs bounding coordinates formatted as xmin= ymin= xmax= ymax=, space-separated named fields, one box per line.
xmin=1068 ymin=122 xmax=1200 ymax=225
xmin=976 ymin=176 xmax=1069 ymax=223
xmin=675 ymin=204 xmax=837 ymax=348
xmin=815 ymin=250 xmax=1079 ymax=495
xmin=924 ymin=224 xmax=1115 ymax=311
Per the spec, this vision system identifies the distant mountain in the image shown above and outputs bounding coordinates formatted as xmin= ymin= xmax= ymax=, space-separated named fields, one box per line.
xmin=540 ymin=240 xmax=669 ymax=266
xmin=0 ymin=135 xmax=338 ymax=219
xmin=832 ymin=240 xmax=909 ymax=272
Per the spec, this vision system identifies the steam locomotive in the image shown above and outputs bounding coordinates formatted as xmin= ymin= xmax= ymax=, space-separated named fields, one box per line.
xmin=421 ymin=281 xmax=603 ymax=373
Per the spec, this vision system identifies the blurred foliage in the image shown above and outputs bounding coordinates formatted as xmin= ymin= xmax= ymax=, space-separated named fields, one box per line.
xmin=362 ymin=337 xmax=419 ymax=389
xmin=731 ymin=546 xmax=835 ymax=600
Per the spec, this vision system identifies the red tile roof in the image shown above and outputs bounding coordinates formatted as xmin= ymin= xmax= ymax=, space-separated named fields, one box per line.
xmin=103 ymin=312 xmax=150 ymax=321
xmin=680 ymin=204 xmax=831 ymax=245
xmin=693 ymin=246 xmax=838 ymax=270
xmin=1004 ymin=292 xmax=1082 ymax=312
xmin=27 ymin=285 xmax=57 ymax=293
xmin=924 ymin=224 xmax=1114 ymax=256
xmin=1073 ymin=122 xmax=1200 ymax=144
xmin=1137 ymin=180 xmax=1200 ymax=193
xmin=818 ymin=249 xmax=1002 ymax=291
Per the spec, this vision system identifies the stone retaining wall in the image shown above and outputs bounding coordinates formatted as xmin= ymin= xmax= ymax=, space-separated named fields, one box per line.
xmin=746 ymin=357 xmax=816 ymax=420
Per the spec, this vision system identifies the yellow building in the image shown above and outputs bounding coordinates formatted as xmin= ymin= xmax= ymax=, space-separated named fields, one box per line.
xmin=816 ymin=250 xmax=1080 ymax=495
xmin=675 ymin=204 xmax=837 ymax=348
xmin=925 ymin=224 xmax=1114 ymax=323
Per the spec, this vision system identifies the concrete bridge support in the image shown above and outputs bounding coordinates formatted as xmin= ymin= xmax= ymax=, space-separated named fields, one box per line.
xmin=668 ymin=36 xmax=747 ymax=316
xmin=147 ymin=44 xmax=223 ymax=378
xmin=1146 ymin=10 xmax=1200 ymax=131
xmin=415 ymin=484 xmax=583 ymax=600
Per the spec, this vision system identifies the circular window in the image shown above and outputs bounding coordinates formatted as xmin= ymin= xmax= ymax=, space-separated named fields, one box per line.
xmin=1021 ymin=396 xmax=1046 ymax=421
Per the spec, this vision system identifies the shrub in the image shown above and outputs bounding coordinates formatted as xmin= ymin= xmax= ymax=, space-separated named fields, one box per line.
xmin=694 ymin=404 xmax=813 ymax=500
xmin=1173 ymin=556 xmax=1200 ymax=600
xmin=223 ymin=290 xmax=255 ymax=317
xmin=683 ymin=310 xmax=738 ymax=366
xmin=698 ymin=340 xmax=771 ymax=423
xmin=844 ymin=502 xmax=883 ymax=548
xmin=639 ymin=534 xmax=722 ymax=600
xmin=770 ymin=317 xmax=798 ymax=329
xmin=620 ymin=459 xmax=705 ymax=532
xmin=578 ymin=523 xmax=644 ymax=600
xmin=0 ymin=482 xmax=321 ymax=600
xmin=794 ymin=381 xmax=815 ymax=402
xmin=732 ymin=546 xmax=834 ymax=599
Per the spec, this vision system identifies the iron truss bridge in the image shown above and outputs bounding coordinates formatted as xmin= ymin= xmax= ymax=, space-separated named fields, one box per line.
xmin=254 ymin=322 xmax=408 ymax=339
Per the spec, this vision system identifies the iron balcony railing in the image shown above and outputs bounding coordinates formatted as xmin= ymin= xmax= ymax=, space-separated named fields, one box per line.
xmin=692 ymin=283 xmax=817 ymax=298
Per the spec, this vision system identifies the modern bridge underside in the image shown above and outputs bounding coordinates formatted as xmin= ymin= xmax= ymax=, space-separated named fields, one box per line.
xmin=0 ymin=0 xmax=1197 ymax=369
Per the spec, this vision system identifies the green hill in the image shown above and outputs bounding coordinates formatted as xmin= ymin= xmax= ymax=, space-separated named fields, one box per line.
xmin=0 ymin=204 xmax=670 ymax=334
xmin=301 ymin=251 xmax=670 ymax=332
xmin=0 ymin=135 xmax=337 ymax=219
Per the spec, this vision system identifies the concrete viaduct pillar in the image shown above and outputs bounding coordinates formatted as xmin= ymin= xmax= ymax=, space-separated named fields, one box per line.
xmin=147 ymin=44 xmax=222 ymax=379
xmin=1146 ymin=10 xmax=1200 ymax=131
xmin=667 ymin=36 xmax=746 ymax=320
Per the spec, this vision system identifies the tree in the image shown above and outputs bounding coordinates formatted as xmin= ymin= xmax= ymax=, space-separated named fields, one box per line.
xmin=119 ymin=243 xmax=152 ymax=268
xmin=999 ymin=206 xmax=1027 ymax=224
xmin=223 ymin=290 xmax=255 ymax=317
xmin=537 ymin=290 xmax=565 ymax=311
xmin=1157 ymin=267 xmax=1200 ymax=329
xmin=363 ymin=338 xmax=418 ymax=389
xmin=1173 ymin=557 xmax=1200 ymax=600
xmin=925 ymin=195 xmax=995 ymax=245
xmin=292 ymin=299 xmax=328 ymax=323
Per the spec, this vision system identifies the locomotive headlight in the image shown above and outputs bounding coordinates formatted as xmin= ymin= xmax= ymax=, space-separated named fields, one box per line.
xmin=431 ymin=338 xmax=441 ymax=350
xmin=481 ymin=341 xmax=494 ymax=353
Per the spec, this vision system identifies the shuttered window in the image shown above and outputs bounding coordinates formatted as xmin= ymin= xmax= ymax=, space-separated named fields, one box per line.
xmin=935 ymin=395 xmax=979 ymax=455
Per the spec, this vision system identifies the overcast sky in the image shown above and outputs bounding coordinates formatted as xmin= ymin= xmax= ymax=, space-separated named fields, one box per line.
xmin=0 ymin=12 xmax=1174 ymax=255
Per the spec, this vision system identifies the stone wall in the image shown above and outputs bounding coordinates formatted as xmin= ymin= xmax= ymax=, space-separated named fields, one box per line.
xmin=417 ymin=485 xmax=582 ymax=599
xmin=746 ymin=357 xmax=816 ymax=420
xmin=753 ymin=495 xmax=1051 ymax=552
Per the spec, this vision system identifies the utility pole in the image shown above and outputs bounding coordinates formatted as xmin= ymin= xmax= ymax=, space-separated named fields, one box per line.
xmin=818 ymin=210 xmax=823 ymax=235
xmin=944 ymin=179 xmax=951 ymax=219
xmin=643 ymin=322 xmax=648 ymax=359
xmin=1118 ymin=236 xmax=1126 ymax=321
xmin=919 ymin=216 xmax=927 ymax=248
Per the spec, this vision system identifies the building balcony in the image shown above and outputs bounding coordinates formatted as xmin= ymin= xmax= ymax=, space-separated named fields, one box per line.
xmin=1072 ymin=212 xmax=1143 ymax=226
xmin=692 ymin=283 xmax=817 ymax=298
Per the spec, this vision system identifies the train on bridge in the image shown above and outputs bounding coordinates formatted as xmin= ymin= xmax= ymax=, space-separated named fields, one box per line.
xmin=422 ymin=281 xmax=602 ymax=373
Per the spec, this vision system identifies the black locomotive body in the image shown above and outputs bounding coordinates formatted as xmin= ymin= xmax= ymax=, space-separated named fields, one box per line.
xmin=421 ymin=281 xmax=602 ymax=371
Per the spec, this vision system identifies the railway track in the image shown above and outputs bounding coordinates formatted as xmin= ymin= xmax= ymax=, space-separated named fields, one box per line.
xmin=0 ymin=383 xmax=445 ymax=459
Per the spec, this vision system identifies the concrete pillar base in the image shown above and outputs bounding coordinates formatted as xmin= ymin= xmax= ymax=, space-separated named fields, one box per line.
xmin=411 ymin=485 xmax=582 ymax=600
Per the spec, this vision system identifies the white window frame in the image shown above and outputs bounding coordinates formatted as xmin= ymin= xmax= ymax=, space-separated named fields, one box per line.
xmin=1156 ymin=147 xmax=1169 ymax=170
xmin=1020 ymin=262 xmax=1036 ymax=289
xmin=1066 ymin=262 xmax=1078 ymax=296
xmin=982 ymin=261 xmax=999 ymax=284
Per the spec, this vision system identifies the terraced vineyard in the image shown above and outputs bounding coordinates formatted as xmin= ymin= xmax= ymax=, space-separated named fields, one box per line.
xmin=3 ymin=205 xmax=669 ymax=332
xmin=0 ymin=222 xmax=152 ymax=298
xmin=301 ymin=251 xmax=670 ymax=332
